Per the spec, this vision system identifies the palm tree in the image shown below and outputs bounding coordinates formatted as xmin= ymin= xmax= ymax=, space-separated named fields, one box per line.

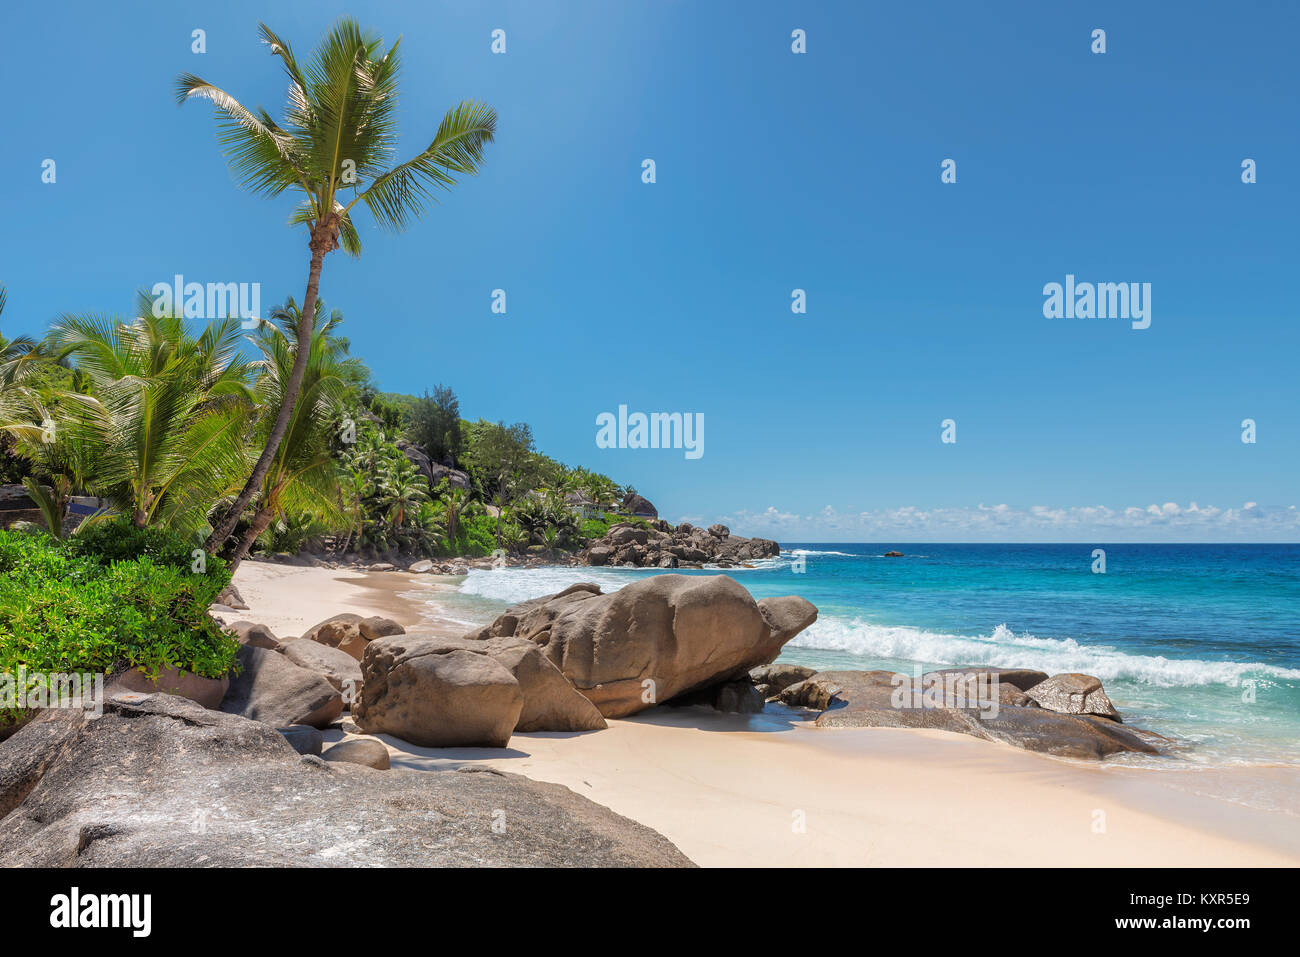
xmin=335 ymin=468 xmax=369 ymax=555
xmin=45 ymin=298 xmax=254 ymax=539
xmin=178 ymin=18 xmax=496 ymax=553
xmin=0 ymin=285 xmax=44 ymax=429
xmin=228 ymin=300 xmax=358 ymax=566
xmin=434 ymin=478 xmax=470 ymax=543
xmin=376 ymin=460 xmax=428 ymax=529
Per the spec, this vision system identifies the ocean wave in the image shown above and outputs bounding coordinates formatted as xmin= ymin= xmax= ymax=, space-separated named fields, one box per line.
xmin=456 ymin=566 xmax=635 ymax=605
xmin=789 ymin=617 xmax=1300 ymax=689
xmin=787 ymin=549 xmax=856 ymax=557
xmin=456 ymin=560 xmax=779 ymax=604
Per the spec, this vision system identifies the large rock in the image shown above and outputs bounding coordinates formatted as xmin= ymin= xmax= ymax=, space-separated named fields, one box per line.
xmin=227 ymin=620 xmax=281 ymax=651
xmin=779 ymin=670 xmax=1156 ymax=760
xmin=478 ymin=636 xmax=606 ymax=732
xmin=0 ymin=694 xmax=692 ymax=867
xmin=622 ymin=492 xmax=658 ymax=519
xmin=108 ymin=666 xmax=228 ymax=710
xmin=354 ymin=636 xmax=523 ymax=747
xmin=475 ymin=575 xmax=818 ymax=718
xmin=302 ymin=613 xmax=405 ymax=660
xmin=466 ymin=582 xmax=602 ymax=643
xmin=279 ymin=638 xmax=364 ymax=703
xmin=220 ymin=645 xmax=342 ymax=729
xmin=355 ymin=632 xmax=605 ymax=744
xmin=1024 ymin=673 xmax=1122 ymax=721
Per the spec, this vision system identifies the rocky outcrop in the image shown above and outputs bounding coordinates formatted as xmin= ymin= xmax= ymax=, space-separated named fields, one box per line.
xmin=749 ymin=663 xmax=817 ymax=699
xmin=399 ymin=440 xmax=472 ymax=492
xmin=1024 ymin=673 xmax=1122 ymax=721
xmin=622 ymin=492 xmax=658 ymax=519
xmin=778 ymin=669 xmax=1157 ymax=760
xmin=354 ymin=632 xmax=606 ymax=745
xmin=219 ymin=645 xmax=342 ymax=729
xmin=579 ymin=521 xmax=780 ymax=569
xmin=471 ymin=575 xmax=818 ymax=718
xmin=0 ymin=694 xmax=693 ymax=866
xmin=279 ymin=638 xmax=364 ymax=701
xmin=301 ymin=613 xmax=405 ymax=660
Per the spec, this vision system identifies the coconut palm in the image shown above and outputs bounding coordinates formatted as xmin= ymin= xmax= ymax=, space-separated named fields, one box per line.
xmin=375 ymin=459 xmax=428 ymax=529
xmin=0 ymin=285 xmax=45 ymax=429
xmin=335 ymin=468 xmax=369 ymax=554
xmin=178 ymin=18 xmax=497 ymax=553
xmin=45 ymin=299 xmax=254 ymax=539
xmin=433 ymin=479 xmax=470 ymax=543
xmin=228 ymin=300 xmax=360 ymax=566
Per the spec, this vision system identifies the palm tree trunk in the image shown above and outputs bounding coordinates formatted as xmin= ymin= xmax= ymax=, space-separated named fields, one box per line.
xmin=206 ymin=238 xmax=328 ymax=552
xmin=229 ymin=507 xmax=275 ymax=570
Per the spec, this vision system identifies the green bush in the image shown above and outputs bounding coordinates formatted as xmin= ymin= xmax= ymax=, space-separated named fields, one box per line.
xmin=580 ymin=513 xmax=653 ymax=542
xmin=0 ymin=522 xmax=239 ymax=729
xmin=441 ymin=513 xmax=498 ymax=557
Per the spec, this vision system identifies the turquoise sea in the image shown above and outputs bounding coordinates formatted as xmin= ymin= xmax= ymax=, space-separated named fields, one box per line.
xmin=422 ymin=543 xmax=1300 ymax=769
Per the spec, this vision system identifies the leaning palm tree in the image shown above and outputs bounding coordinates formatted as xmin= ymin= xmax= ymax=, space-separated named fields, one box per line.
xmin=228 ymin=301 xmax=359 ymax=566
xmin=46 ymin=298 xmax=254 ymax=539
xmin=177 ymin=18 xmax=497 ymax=553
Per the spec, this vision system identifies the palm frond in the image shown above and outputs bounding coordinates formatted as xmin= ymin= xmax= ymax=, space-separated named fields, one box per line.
xmin=351 ymin=100 xmax=496 ymax=231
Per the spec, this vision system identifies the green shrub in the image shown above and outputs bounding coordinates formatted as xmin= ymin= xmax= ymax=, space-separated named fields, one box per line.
xmin=441 ymin=513 xmax=498 ymax=557
xmin=0 ymin=522 xmax=239 ymax=729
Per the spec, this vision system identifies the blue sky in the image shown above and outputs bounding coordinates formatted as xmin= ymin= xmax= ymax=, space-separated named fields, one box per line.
xmin=2 ymin=1 xmax=1297 ymax=541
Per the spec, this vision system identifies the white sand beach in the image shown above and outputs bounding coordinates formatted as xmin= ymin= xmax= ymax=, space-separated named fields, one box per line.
xmin=235 ymin=560 xmax=1300 ymax=868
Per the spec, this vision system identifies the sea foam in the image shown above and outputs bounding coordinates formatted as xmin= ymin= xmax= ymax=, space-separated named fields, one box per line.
xmin=789 ymin=617 xmax=1300 ymax=689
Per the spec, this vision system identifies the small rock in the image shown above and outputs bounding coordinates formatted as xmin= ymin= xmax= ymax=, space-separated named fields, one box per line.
xmin=1025 ymin=673 xmax=1122 ymax=721
xmin=322 ymin=737 xmax=390 ymax=769
xmin=217 ymin=584 xmax=250 ymax=610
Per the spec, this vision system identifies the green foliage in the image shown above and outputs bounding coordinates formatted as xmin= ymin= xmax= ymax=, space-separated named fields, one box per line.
xmin=0 ymin=522 xmax=239 ymax=729
xmin=39 ymin=300 xmax=255 ymax=539
xmin=461 ymin=419 xmax=539 ymax=507
xmin=407 ymin=385 xmax=463 ymax=465
xmin=579 ymin=513 xmax=652 ymax=542
xmin=444 ymin=513 xmax=498 ymax=557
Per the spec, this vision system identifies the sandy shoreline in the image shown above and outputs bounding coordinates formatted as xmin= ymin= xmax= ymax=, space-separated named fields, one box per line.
xmin=235 ymin=560 xmax=1300 ymax=867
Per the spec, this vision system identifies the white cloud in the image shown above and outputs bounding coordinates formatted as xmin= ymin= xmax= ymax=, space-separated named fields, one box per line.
xmin=694 ymin=501 xmax=1300 ymax=543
